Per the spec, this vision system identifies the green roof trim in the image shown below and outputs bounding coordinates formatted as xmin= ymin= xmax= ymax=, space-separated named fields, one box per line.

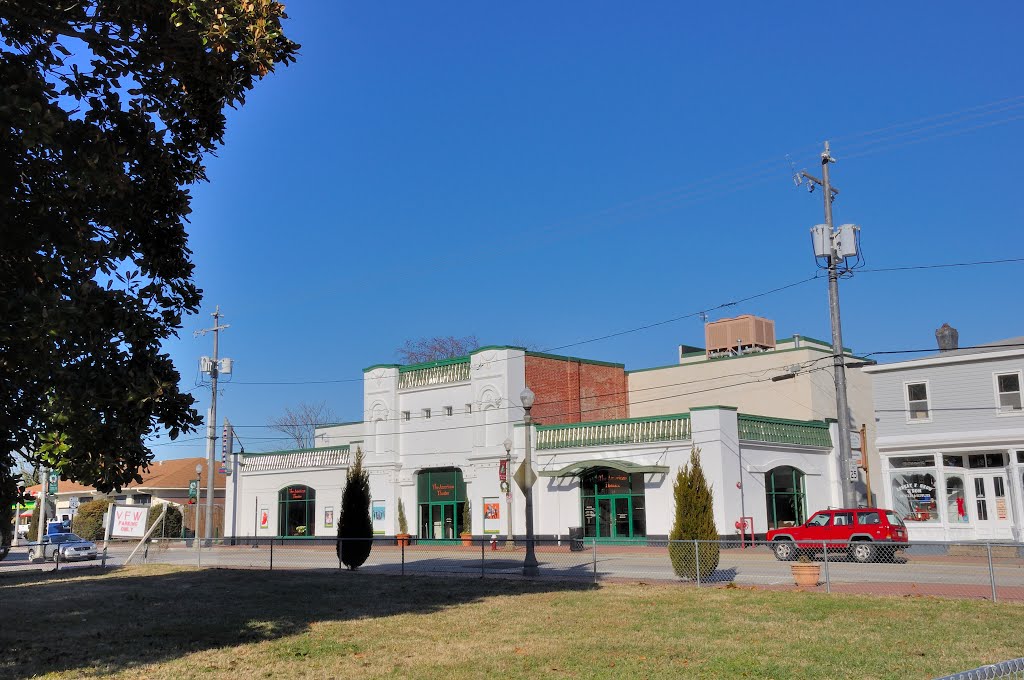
xmin=525 ymin=351 xmax=624 ymax=368
xmin=626 ymin=362 xmax=685 ymax=374
xmin=536 ymin=413 xmax=690 ymax=450
xmin=471 ymin=345 xmax=527 ymax=354
xmin=243 ymin=444 xmax=351 ymax=457
xmin=690 ymin=405 xmax=738 ymax=412
xmin=539 ymin=459 xmax=671 ymax=478
xmin=737 ymin=414 xmax=832 ymax=448
xmin=363 ymin=364 xmax=400 ymax=373
xmin=397 ymin=355 xmax=471 ymax=373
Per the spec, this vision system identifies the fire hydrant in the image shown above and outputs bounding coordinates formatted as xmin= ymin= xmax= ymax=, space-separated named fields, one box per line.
xmin=490 ymin=535 xmax=498 ymax=551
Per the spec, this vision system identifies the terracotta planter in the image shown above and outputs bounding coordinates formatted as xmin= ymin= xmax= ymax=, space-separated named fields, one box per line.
xmin=396 ymin=534 xmax=411 ymax=547
xmin=791 ymin=563 xmax=821 ymax=587
xmin=460 ymin=533 xmax=473 ymax=547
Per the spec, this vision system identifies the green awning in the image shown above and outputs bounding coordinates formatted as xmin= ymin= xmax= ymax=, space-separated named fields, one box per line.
xmin=538 ymin=459 xmax=670 ymax=478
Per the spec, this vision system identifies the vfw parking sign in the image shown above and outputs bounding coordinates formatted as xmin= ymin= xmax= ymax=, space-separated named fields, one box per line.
xmin=111 ymin=506 xmax=150 ymax=538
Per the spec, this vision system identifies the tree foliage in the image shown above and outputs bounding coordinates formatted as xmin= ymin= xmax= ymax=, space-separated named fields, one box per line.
xmin=72 ymin=499 xmax=113 ymax=541
xmin=397 ymin=335 xmax=480 ymax=364
xmin=337 ymin=448 xmax=372 ymax=570
xmin=668 ymin=447 xmax=720 ymax=580
xmin=0 ymin=2 xmax=299 ymax=513
xmin=268 ymin=400 xmax=338 ymax=450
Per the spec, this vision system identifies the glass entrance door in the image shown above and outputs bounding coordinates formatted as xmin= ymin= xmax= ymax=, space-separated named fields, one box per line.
xmin=593 ymin=495 xmax=633 ymax=539
xmin=970 ymin=472 xmax=1013 ymax=538
xmin=421 ymin=502 xmax=458 ymax=540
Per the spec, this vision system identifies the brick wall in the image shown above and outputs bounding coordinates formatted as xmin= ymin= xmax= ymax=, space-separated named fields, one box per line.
xmin=525 ymin=354 xmax=628 ymax=425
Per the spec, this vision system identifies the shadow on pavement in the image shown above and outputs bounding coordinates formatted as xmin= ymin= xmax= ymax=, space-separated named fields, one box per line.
xmin=0 ymin=564 xmax=596 ymax=678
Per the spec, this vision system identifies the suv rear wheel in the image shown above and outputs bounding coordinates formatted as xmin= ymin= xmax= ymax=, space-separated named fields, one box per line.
xmin=849 ymin=541 xmax=875 ymax=563
xmin=773 ymin=540 xmax=797 ymax=561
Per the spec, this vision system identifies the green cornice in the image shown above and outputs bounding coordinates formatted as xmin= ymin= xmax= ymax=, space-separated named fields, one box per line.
xmin=536 ymin=412 xmax=690 ymax=431
xmin=397 ymin=355 xmax=471 ymax=373
xmin=363 ymin=364 xmax=400 ymax=373
xmin=526 ymin=351 xmax=624 ymax=368
xmin=471 ymin=345 xmax=527 ymax=354
xmin=690 ymin=405 xmax=738 ymax=412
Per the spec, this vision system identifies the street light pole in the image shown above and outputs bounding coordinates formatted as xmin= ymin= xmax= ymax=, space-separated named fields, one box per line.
xmin=520 ymin=388 xmax=539 ymax=577
xmin=503 ymin=438 xmax=513 ymax=547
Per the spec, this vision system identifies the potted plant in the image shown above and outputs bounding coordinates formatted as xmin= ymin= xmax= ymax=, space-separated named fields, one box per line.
xmin=460 ymin=501 xmax=473 ymax=547
xmin=396 ymin=499 xmax=411 ymax=547
xmin=791 ymin=554 xmax=820 ymax=587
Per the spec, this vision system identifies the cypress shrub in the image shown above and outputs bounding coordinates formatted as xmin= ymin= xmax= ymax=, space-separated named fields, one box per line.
xmin=337 ymin=448 xmax=373 ymax=570
xmin=145 ymin=503 xmax=184 ymax=540
xmin=397 ymin=499 xmax=409 ymax=534
xmin=668 ymin=447 xmax=720 ymax=580
xmin=72 ymin=499 xmax=113 ymax=541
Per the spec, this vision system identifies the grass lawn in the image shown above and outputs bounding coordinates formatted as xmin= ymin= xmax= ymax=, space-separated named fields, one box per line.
xmin=2 ymin=565 xmax=1021 ymax=679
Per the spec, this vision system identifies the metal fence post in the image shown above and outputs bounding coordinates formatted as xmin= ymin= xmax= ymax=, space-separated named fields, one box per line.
xmin=592 ymin=538 xmax=598 ymax=584
xmin=987 ymin=542 xmax=997 ymax=603
xmin=694 ymin=540 xmax=701 ymax=588
xmin=197 ymin=540 xmax=202 ymax=568
xmin=481 ymin=539 xmax=485 ymax=578
xmin=54 ymin=548 xmax=59 ymax=571
xmin=101 ymin=547 xmax=108 ymax=569
xmin=269 ymin=539 xmax=274 ymax=571
xmin=822 ymin=540 xmax=831 ymax=593
xmin=401 ymin=539 xmax=405 ymax=576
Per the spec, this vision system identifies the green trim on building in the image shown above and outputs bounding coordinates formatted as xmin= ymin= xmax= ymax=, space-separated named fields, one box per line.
xmin=397 ymin=355 xmax=471 ymax=373
xmin=525 ymin=351 xmax=625 ymax=368
xmin=625 ymin=362 xmax=682 ymax=374
xmin=470 ymin=345 xmax=527 ymax=354
xmin=737 ymin=414 xmax=832 ymax=447
xmin=536 ymin=413 xmax=690 ymax=450
xmin=539 ymin=459 xmax=670 ymax=478
xmin=689 ymin=405 xmax=738 ymax=412
xmin=363 ymin=363 xmax=400 ymax=372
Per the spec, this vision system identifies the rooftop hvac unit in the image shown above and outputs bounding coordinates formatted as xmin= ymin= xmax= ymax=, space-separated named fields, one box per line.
xmin=705 ymin=315 xmax=776 ymax=358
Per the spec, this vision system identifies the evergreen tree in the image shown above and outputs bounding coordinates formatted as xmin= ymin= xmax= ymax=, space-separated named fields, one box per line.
xmin=397 ymin=499 xmax=409 ymax=535
xmin=337 ymin=448 xmax=372 ymax=570
xmin=668 ymin=447 xmax=720 ymax=580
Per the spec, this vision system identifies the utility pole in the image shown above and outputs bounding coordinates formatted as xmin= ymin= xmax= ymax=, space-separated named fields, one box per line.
xmin=196 ymin=306 xmax=230 ymax=543
xmin=34 ymin=467 xmax=47 ymax=559
xmin=798 ymin=141 xmax=858 ymax=508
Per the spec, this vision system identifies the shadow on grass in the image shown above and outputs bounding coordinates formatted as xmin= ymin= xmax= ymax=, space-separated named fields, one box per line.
xmin=0 ymin=564 xmax=596 ymax=677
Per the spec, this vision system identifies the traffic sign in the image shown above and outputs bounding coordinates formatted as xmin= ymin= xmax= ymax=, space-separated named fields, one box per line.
xmin=847 ymin=460 xmax=859 ymax=482
xmin=69 ymin=497 xmax=80 ymax=511
xmin=512 ymin=461 xmax=537 ymax=492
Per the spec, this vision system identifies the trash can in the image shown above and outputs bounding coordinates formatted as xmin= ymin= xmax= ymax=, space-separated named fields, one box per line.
xmin=569 ymin=526 xmax=584 ymax=552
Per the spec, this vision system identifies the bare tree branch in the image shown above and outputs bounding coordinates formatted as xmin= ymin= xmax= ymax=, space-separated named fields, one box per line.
xmin=396 ymin=335 xmax=480 ymax=364
xmin=268 ymin=401 xmax=339 ymax=450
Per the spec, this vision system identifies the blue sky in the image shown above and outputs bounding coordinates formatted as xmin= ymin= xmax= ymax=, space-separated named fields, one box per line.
xmin=155 ymin=2 xmax=1024 ymax=456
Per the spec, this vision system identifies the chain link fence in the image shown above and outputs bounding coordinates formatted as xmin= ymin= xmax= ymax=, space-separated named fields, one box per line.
xmin=8 ymin=537 xmax=1024 ymax=603
xmin=934 ymin=657 xmax=1024 ymax=680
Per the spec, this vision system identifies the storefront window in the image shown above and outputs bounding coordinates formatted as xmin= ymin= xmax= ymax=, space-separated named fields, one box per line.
xmin=942 ymin=455 xmax=964 ymax=468
xmin=416 ymin=468 xmax=466 ymax=540
xmin=278 ymin=485 xmax=316 ymax=536
xmin=891 ymin=472 xmax=938 ymax=522
xmin=944 ymin=474 xmax=968 ymax=523
xmin=765 ymin=466 xmax=806 ymax=529
xmin=889 ymin=455 xmax=935 ymax=469
xmin=968 ymin=453 xmax=1005 ymax=469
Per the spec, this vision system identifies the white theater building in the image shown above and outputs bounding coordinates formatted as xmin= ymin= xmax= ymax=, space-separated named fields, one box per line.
xmin=226 ymin=344 xmax=850 ymax=541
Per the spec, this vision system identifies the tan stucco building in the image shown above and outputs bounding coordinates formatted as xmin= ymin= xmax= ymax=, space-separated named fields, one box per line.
xmin=627 ymin=333 xmax=879 ymax=504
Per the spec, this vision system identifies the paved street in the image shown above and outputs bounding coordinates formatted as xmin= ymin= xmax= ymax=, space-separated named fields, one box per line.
xmin=7 ymin=540 xmax=1020 ymax=602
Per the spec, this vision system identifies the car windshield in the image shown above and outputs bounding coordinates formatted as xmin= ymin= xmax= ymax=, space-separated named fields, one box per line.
xmin=50 ymin=534 xmax=85 ymax=544
xmin=885 ymin=511 xmax=906 ymax=527
xmin=806 ymin=513 xmax=831 ymax=527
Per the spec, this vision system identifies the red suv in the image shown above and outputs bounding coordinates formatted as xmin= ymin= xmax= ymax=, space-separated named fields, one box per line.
xmin=766 ymin=508 xmax=908 ymax=563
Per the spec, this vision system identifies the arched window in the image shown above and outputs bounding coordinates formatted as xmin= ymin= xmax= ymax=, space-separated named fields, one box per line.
xmin=278 ymin=485 xmax=316 ymax=537
xmin=765 ymin=466 xmax=806 ymax=529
